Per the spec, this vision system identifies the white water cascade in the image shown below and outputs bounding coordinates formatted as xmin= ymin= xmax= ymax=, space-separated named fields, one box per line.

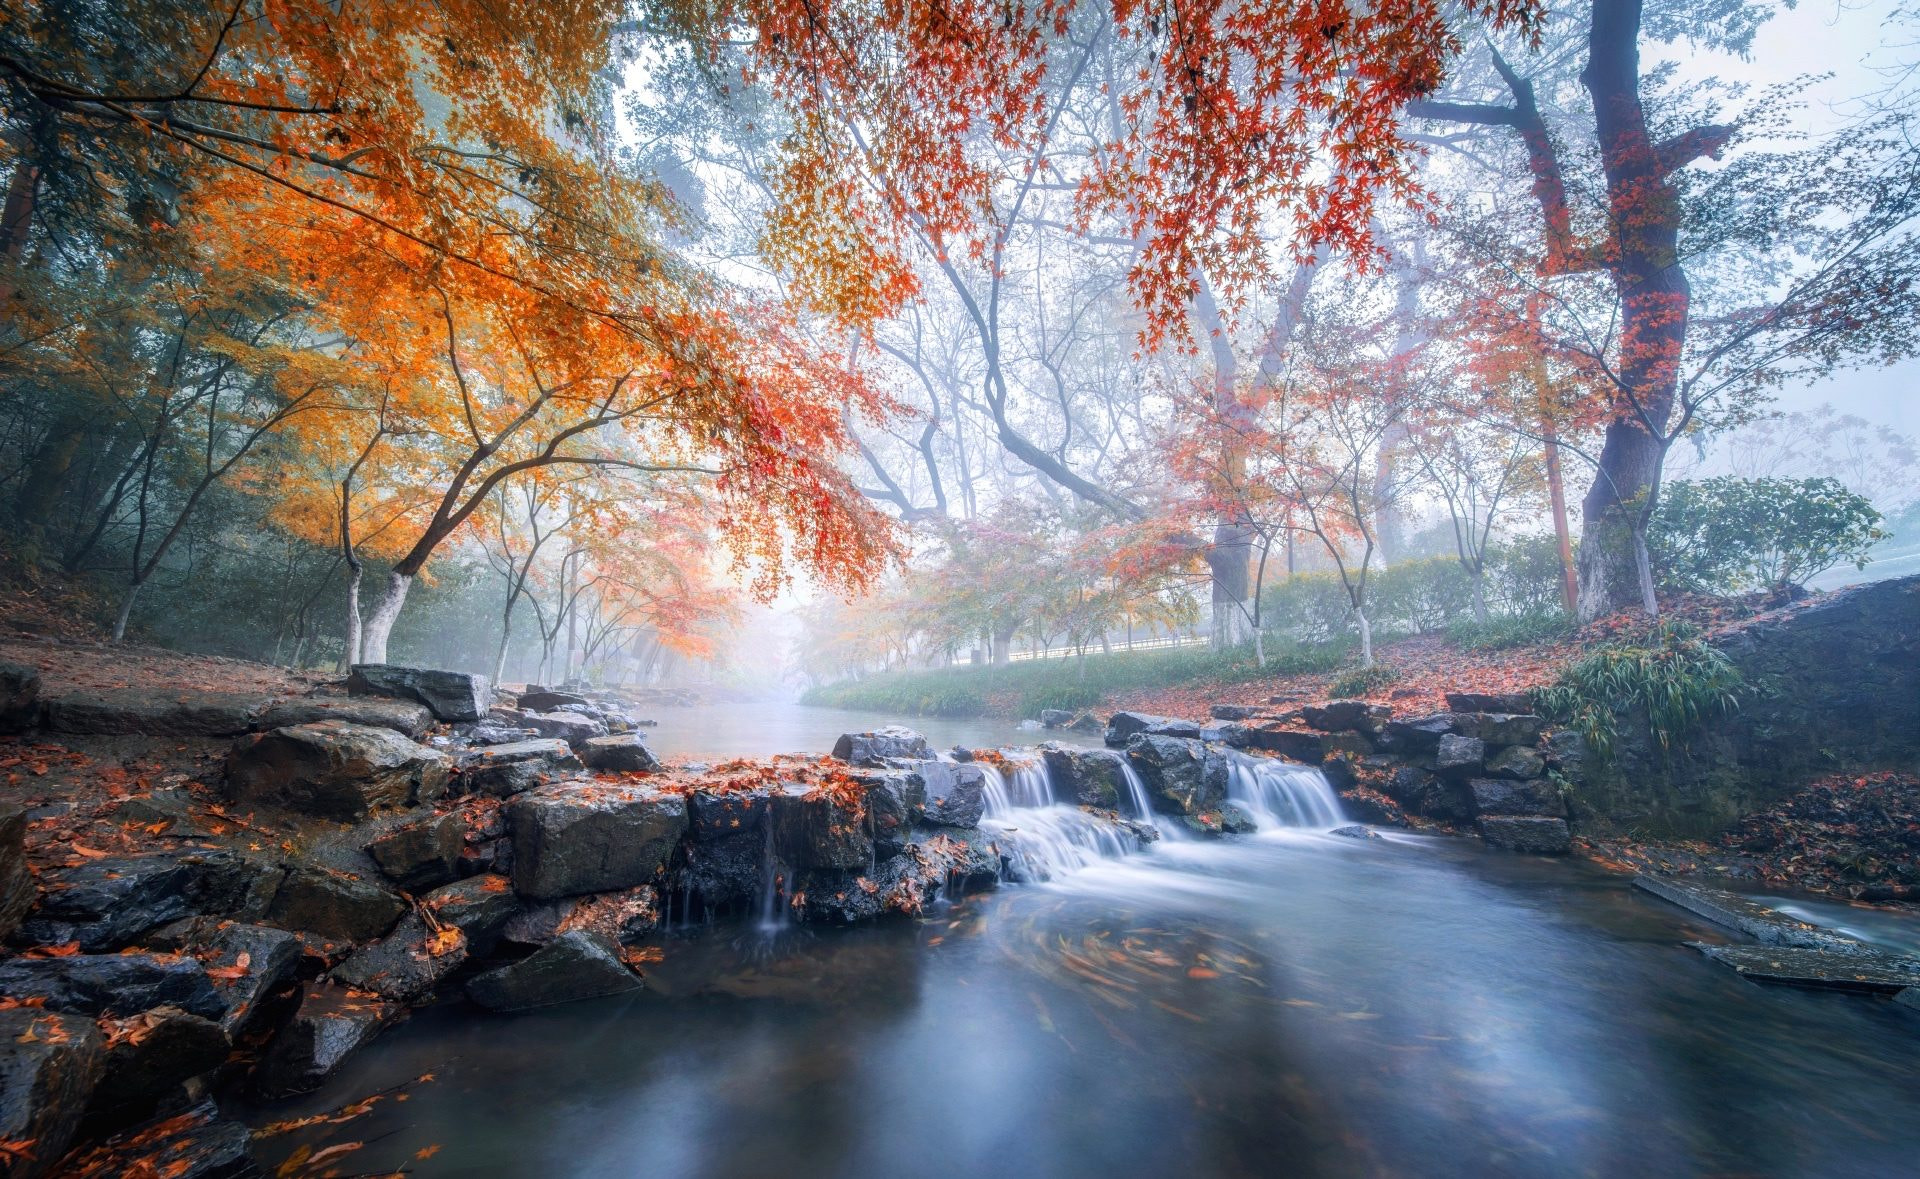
xmin=1117 ymin=759 xmax=1185 ymax=840
xmin=977 ymin=760 xmax=1144 ymax=882
xmin=1225 ymin=756 xmax=1346 ymax=830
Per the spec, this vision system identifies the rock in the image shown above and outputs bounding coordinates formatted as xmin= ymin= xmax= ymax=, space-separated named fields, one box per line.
xmin=1328 ymin=824 xmax=1377 ymax=839
xmin=455 ymin=738 xmax=580 ymax=797
xmin=0 ymin=1009 xmax=102 ymax=1179
xmin=687 ymin=789 xmax=772 ymax=841
xmin=250 ymin=984 xmax=404 ymax=1098
xmin=770 ymin=784 xmax=869 ymax=871
xmin=682 ymin=831 xmax=769 ymax=915
xmin=0 ymin=952 xmax=224 ymax=1019
xmin=509 ymin=782 xmax=688 ymax=900
xmin=226 ymin=721 xmax=449 ymax=821
xmin=1445 ymin=691 xmax=1533 ymax=714
xmin=0 ymin=662 xmax=40 ymax=733
xmin=253 ymin=695 xmax=434 ymax=739
xmin=1041 ymin=746 xmax=1126 ymax=810
xmin=1209 ymin=703 xmax=1262 ymax=721
xmin=580 ymin=733 xmax=659 ymax=773
xmin=57 ymin=1103 xmax=258 ymax=1179
xmin=466 ymin=930 xmax=642 ymax=1012
xmin=1103 ymin=712 xmax=1201 ymax=748
xmin=0 ymin=803 xmax=36 ymax=940
xmin=1689 ymin=942 xmax=1920 ymax=994
xmin=1381 ymin=713 xmax=1456 ymax=752
xmin=43 ymin=688 xmax=260 ymax=737
xmin=347 ymin=663 xmax=493 ymax=722
xmin=499 ymin=887 xmax=658 ymax=949
xmin=1207 ymin=723 xmax=1253 ymax=748
xmin=15 ymin=851 xmax=276 ymax=953
xmin=1066 ymin=712 xmax=1103 ymax=733
xmin=1181 ymin=804 xmax=1259 ymax=837
xmin=89 ymin=1007 xmax=231 ymax=1120
xmin=1484 ymin=744 xmax=1547 ymax=780
xmin=331 ymin=913 xmax=468 ymax=1003
xmin=364 ymin=809 xmax=468 ymax=891
xmin=831 ymin=726 xmax=933 ymax=766
xmin=1453 ymin=712 xmax=1546 ymax=747
xmin=1434 ymin=734 xmax=1485 ymax=776
xmin=1467 ymin=777 xmax=1563 ymax=818
xmin=1632 ymin=875 xmax=1873 ymax=953
xmin=1477 ymin=816 xmax=1571 ymax=855
xmin=1301 ymin=700 xmax=1392 ymax=734
xmin=143 ymin=920 xmax=301 ymax=1035
xmin=1125 ymin=734 xmax=1227 ymax=815
xmin=1894 ymin=987 xmax=1920 ymax=1013
xmin=462 ymin=722 xmax=540 ymax=746
xmin=1242 ymin=728 xmax=1325 ymax=761
xmin=265 ymin=865 xmax=406 ymax=943
xmin=1545 ymin=729 xmax=1589 ymax=779
xmin=855 ymin=770 xmax=923 ymax=856
xmin=517 ymin=710 xmax=608 ymax=746
xmin=420 ymin=876 xmax=520 ymax=957
xmin=916 ymin=762 xmax=985 ymax=827
xmin=1038 ymin=709 xmax=1076 ymax=728
xmin=517 ymin=690 xmax=591 ymax=712
xmin=790 ymin=868 xmax=885 ymax=924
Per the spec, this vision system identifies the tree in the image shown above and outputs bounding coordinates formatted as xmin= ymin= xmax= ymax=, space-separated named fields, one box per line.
xmin=1649 ymin=476 xmax=1885 ymax=594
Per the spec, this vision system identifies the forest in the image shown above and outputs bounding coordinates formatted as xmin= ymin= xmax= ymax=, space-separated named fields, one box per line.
xmin=0 ymin=1 xmax=1917 ymax=1177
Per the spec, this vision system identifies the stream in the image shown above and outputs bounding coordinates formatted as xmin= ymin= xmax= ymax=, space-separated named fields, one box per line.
xmin=243 ymin=704 xmax=1920 ymax=1178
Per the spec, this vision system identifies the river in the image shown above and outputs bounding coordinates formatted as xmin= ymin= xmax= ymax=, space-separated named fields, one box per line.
xmin=242 ymin=705 xmax=1920 ymax=1178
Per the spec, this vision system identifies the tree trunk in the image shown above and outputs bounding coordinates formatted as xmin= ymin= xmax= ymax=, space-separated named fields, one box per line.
xmin=1542 ymin=427 xmax=1579 ymax=614
xmin=1208 ymin=521 xmax=1254 ymax=649
xmin=342 ymin=563 xmax=365 ymax=668
xmin=992 ymin=622 xmax=1015 ymax=667
xmin=1355 ymin=609 xmax=1374 ymax=668
xmin=111 ymin=579 xmax=142 ymax=643
xmin=358 ymin=571 xmax=414 ymax=665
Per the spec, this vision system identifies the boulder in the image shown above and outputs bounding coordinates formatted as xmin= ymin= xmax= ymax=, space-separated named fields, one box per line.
xmin=1205 ymin=722 xmax=1253 ymax=749
xmin=1454 ymin=712 xmax=1546 ymax=747
xmin=226 ymin=721 xmax=449 ymax=821
xmin=580 ymin=733 xmax=659 ymax=773
xmin=770 ymin=784 xmax=870 ymax=871
xmin=253 ymin=695 xmax=435 ymax=739
xmin=1301 ymin=700 xmax=1392 ymax=734
xmin=143 ymin=919 xmax=301 ymax=1035
xmin=683 ymin=832 xmax=768 ymax=915
xmin=1484 ymin=744 xmax=1547 ymax=780
xmin=43 ymin=688 xmax=260 ymax=737
xmin=831 ymin=726 xmax=933 ymax=766
xmin=1545 ymin=729 xmax=1590 ymax=780
xmin=1467 ymin=777 xmax=1564 ymax=818
xmin=265 ymin=865 xmax=406 ymax=943
xmin=791 ymin=868 xmax=885 ymax=924
xmin=856 ymin=770 xmax=923 ymax=855
xmin=0 ymin=662 xmax=40 ymax=733
xmin=517 ymin=710 xmax=608 ymax=746
xmin=461 ymin=722 xmax=540 ymax=746
xmin=1381 ymin=713 xmax=1456 ymax=753
xmin=1209 ymin=703 xmax=1262 ymax=721
xmin=517 ymin=690 xmax=591 ymax=712
xmin=915 ymin=762 xmax=985 ymax=827
xmin=1434 ymin=734 xmax=1485 ymax=776
xmin=56 ymin=1103 xmax=258 ymax=1179
xmin=508 ymin=783 xmax=688 ymax=900
xmin=1329 ymin=824 xmax=1377 ymax=839
xmin=1478 ymin=816 xmax=1571 ymax=855
xmin=0 ymin=803 xmax=36 ymax=940
xmin=1041 ymin=746 xmax=1126 ymax=810
xmin=1242 ymin=728 xmax=1326 ymax=761
xmin=0 ymin=1009 xmax=102 ymax=1179
xmin=331 ymin=913 xmax=468 ymax=1003
xmin=347 ymin=663 xmax=492 ymax=722
xmin=466 ymin=930 xmax=642 ymax=1012
xmin=420 ymin=876 xmax=521 ymax=957
xmin=249 ymin=984 xmax=404 ymax=1098
xmin=1445 ymin=691 xmax=1534 ymax=714
xmin=365 ymin=809 xmax=469 ymax=891
xmin=0 ymin=952 xmax=223 ymax=1019
xmin=1038 ymin=709 xmax=1076 ymax=729
xmin=88 ymin=1007 xmax=231 ymax=1120
xmin=455 ymin=738 xmax=580 ymax=797
xmin=1103 ymin=712 xmax=1202 ymax=748
xmin=15 ymin=851 xmax=277 ymax=953
xmin=1125 ymin=734 xmax=1227 ymax=815
xmin=1181 ymin=804 xmax=1260 ymax=837
xmin=687 ymin=788 xmax=772 ymax=841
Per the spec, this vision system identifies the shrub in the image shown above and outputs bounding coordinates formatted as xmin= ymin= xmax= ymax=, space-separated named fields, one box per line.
xmin=1371 ymin=557 xmax=1476 ymax=634
xmin=1531 ymin=620 xmax=1744 ymax=764
xmin=1258 ymin=572 xmax=1354 ymax=645
xmin=1649 ymin=476 xmax=1884 ymax=594
xmin=1486 ymin=534 xmax=1571 ymax=615
xmin=1447 ymin=609 xmax=1576 ymax=652
xmin=1329 ymin=663 xmax=1400 ymax=698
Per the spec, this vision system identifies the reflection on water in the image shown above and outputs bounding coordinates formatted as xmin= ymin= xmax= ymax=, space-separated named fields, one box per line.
xmin=242 ymin=828 xmax=1920 ymax=1178
xmin=638 ymin=700 xmax=1097 ymax=760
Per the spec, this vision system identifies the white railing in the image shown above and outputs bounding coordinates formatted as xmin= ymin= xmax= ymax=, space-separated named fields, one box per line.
xmin=1003 ymin=632 xmax=1211 ymax=663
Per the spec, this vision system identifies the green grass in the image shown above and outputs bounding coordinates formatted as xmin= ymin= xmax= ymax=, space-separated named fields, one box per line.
xmin=1328 ymin=662 xmax=1401 ymax=698
xmin=800 ymin=640 xmax=1352 ymax=719
xmin=1446 ymin=610 xmax=1577 ymax=652
xmin=1531 ymin=619 xmax=1744 ymax=764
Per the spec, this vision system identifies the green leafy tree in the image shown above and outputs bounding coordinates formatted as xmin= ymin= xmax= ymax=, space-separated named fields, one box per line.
xmin=1650 ymin=476 xmax=1886 ymax=594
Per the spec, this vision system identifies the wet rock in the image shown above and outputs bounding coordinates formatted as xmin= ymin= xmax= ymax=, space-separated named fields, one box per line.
xmin=57 ymin=1103 xmax=258 ymax=1179
xmin=466 ymin=930 xmax=642 ymax=1012
xmin=226 ymin=721 xmax=449 ymax=821
xmin=1445 ymin=691 xmax=1533 ymax=714
xmin=503 ymin=887 xmax=659 ymax=949
xmin=365 ymin=809 xmax=468 ymax=891
xmin=1894 ymin=987 xmax=1919 ymax=1013
xmin=1477 ymin=816 xmax=1571 ymax=855
xmin=1545 ymin=729 xmax=1589 ymax=780
xmin=1209 ymin=703 xmax=1262 ymax=721
xmin=1434 ymin=734 xmax=1485 ymax=776
xmin=856 ymin=770 xmax=923 ymax=855
xmin=517 ymin=710 xmax=608 ymax=747
xmin=330 ymin=913 xmax=467 ymax=1003
xmin=461 ymin=722 xmax=541 ymax=746
xmin=0 ymin=1008 xmax=102 ymax=1179
xmin=1125 ymin=734 xmax=1227 ymax=815
xmin=509 ymin=782 xmax=688 ymax=900
xmin=455 ymin=738 xmax=580 ymax=797
xmin=143 ymin=919 xmax=301 ymax=1035
xmin=791 ymin=868 xmax=885 ymax=925
xmin=1041 ymin=746 xmax=1126 ymax=810
xmin=1329 ymin=824 xmax=1377 ymax=839
xmin=1689 ymin=942 xmax=1920 ymax=994
xmin=1205 ymin=723 xmax=1253 ymax=749
xmin=420 ymin=876 xmax=521 ymax=956
xmin=1381 ymin=765 xmax=1433 ymax=805
xmin=253 ymin=695 xmax=434 ymax=739
xmin=250 ymin=984 xmax=404 ymax=1098
xmin=1181 ymin=804 xmax=1259 ymax=837
xmin=518 ymin=690 xmax=591 ymax=712
xmin=89 ymin=1007 xmax=231 ymax=1120
xmin=1038 ymin=709 xmax=1076 ymax=728
xmin=918 ymin=827 xmax=1007 ymax=892
xmin=0 ymin=662 xmax=40 ymax=733
xmin=1301 ymin=700 xmax=1391 ymax=734
xmin=1381 ymin=713 xmax=1456 ymax=753
xmin=43 ymin=688 xmax=260 ymax=737
xmin=915 ymin=762 xmax=985 ymax=827
xmin=769 ymin=785 xmax=869 ymax=871
xmin=1467 ymin=777 xmax=1563 ymax=818
xmin=683 ymin=831 xmax=768 ymax=914
xmin=0 ymin=803 xmax=36 ymax=940
xmin=832 ymin=726 xmax=933 ymax=766
xmin=1454 ymin=713 xmax=1545 ymax=747
xmin=1103 ymin=712 xmax=1201 ymax=748
xmin=265 ymin=865 xmax=405 ymax=942
xmin=0 ymin=952 xmax=224 ymax=1019
xmin=1484 ymin=744 xmax=1547 ymax=780
xmin=580 ymin=733 xmax=659 ymax=773
xmin=347 ymin=663 xmax=492 ymax=722
xmin=16 ymin=851 xmax=276 ymax=953
xmin=1632 ymin=875 xmax=1872 ymax=953
xmin=1243 ymin=728 xmax=1326 ymax=761
xmin=687 ymin=788 xmax=771 ymax=841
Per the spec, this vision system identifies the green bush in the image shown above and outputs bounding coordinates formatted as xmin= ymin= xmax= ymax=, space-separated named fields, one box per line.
xmin=1649 ymin=476 xmax=1884 ymax=594
xmin=1258 ymin=572 xmax=1355 ymax=645
xmin=1371 ymin=557 xmax=1476 ymax=634
xmin=1329 ymin=663 xmax=1400 ymax=698
xmin=1486 ymin=534 xmax=1571 ymax=615
xmin=1531 ymin=620 xmax=1744 ymax=764
xmin=1447 ymin=609 xmax=1576 ymax=651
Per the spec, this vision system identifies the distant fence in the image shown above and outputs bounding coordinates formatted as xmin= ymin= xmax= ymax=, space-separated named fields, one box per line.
xmin=1002 ymin=632 xmax=1211 ymax=663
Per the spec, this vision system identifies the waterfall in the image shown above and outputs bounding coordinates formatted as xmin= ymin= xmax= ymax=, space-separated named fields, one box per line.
xmin=756 ymin=820 xmax=787 ymax=933
xmin=1225 ymin=756 xmax=1346 ymax=830
xmin=1118 ymin=759 xmax=1184 ymax=840
xmin=977 ymin=760 xmax=1145 ymax=882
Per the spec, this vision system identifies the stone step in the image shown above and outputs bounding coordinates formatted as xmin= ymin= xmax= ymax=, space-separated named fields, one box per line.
xmin=1633 ymin=874 xmax=1870 ymax=953
xmin=1689 ymin=943 xmax=1920 ymax=994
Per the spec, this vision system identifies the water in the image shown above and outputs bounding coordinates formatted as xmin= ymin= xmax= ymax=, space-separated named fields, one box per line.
xmin=977 ymin=759 xmax=1147 ymax=883
xmin=1226 ymin=755 xmax=1347 ymax=828
xmin=634 ymin=700 xmax=1098 ymax=761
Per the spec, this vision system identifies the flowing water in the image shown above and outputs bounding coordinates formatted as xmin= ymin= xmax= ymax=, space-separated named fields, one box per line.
xmin=242 ymin=713 xmax=1920 ymax=1178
